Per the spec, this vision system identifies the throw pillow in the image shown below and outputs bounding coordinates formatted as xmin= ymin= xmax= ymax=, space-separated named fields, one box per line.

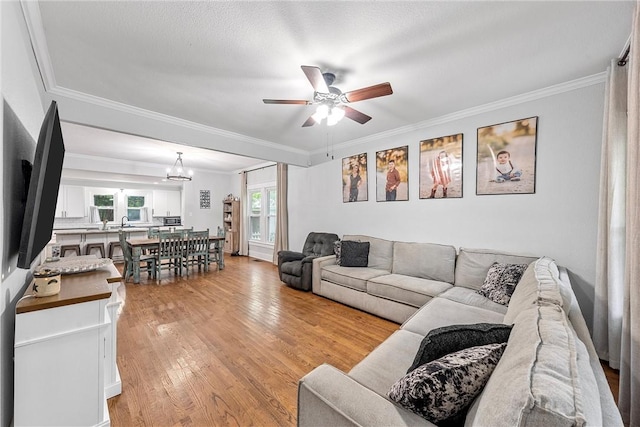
xmin=407 ymin=323 xmax=513 ymax=373
xmin=477 ymin=262 xmax=528 ymax=305
xmin=388 ymin=342 xmax=507 ymax=423
xmin=334 ymin=241 xmax=342 ymax=265
xmin=340 ymin=241 xmax=370 ymax=267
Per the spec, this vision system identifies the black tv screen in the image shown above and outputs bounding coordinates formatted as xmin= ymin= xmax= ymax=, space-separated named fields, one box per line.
xmin=17 ymin=101 xmax=65 ymax=269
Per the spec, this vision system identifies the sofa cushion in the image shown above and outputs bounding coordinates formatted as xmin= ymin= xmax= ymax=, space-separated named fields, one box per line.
xmin=367 ymin=274 xmax=452 ymax=308
xmin=343 ymin=235 xmax=394 ymax=271
xmin=477 ymin=262 xmax=529 ymax=305
xmin=401 ymin=297 xmax=505 ymax=337
xmin=340 ymin=241 xmax=370 ymax=267
xmin=388 ymin=343 xmax=506 ymax=424
xmin=437 ymin=287 xmax=508 ymax=315
xmin=407 ymin=323 xmax=513 ymax=373
xmin=454 ymin=247 xmax=538 ymax=291
xmin=349 ymin=329 xmax=424 ymax=396
xmin=321 ymin=264 xmax=389 ymax=292
xmin=474 ymin=305 xmax=587 ymax=427
xmin=392 ymin=242 xmax=456 ymax=284
xmin=504 ymin=257 xmax=567 ymax=324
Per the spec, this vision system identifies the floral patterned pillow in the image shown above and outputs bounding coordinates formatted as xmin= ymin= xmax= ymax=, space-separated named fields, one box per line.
xmin=477 ymin=262 xmax=529 ymax=305
xmin=388 ymin=343 xmax=507 ymax=423
xmin=334 ymin=241 xmax=342 ymax=265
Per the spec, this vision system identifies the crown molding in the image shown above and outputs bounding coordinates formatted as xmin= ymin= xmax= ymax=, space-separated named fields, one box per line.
xmin=49 ymin=86 xmax=309 ymax=156
xmin=21 ymin=0 xmax=57 ymax=90
xmin=311 ymin=72 xmax=607 ymax=155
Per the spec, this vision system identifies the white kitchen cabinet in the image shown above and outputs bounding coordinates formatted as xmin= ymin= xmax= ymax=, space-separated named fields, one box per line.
xmin=152 ymin=189 xmax=181 ymax=217
xmin=55 ymin=185 xmax=86 ymax=218
xmin=14 ymin=265 xmax=119 ymax=427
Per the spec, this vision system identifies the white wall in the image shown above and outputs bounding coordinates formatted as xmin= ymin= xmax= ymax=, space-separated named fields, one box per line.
xmin=289 ymin=82 xmax=605 ymax=330
xmin=1 ymin=2 xmax=47 ymax=426
xmin=182 ymin=170 xmax=233 ymax=232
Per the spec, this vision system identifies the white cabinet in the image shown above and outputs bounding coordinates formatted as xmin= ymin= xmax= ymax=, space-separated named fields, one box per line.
xmin=55 ymin=185 xmax=86 ymax=218
xmin=14 ymin=267 xmax=117 ymax=427
xmin=152 ymin=189 xmax=181 ymax=217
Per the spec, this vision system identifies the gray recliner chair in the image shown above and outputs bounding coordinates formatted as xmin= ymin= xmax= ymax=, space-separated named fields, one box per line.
xmin=278 ymin=232 xmax=339 ymax=291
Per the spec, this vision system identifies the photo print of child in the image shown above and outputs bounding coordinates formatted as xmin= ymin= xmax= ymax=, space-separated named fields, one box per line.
xmin=342 ymin=153 xmax=368 ymax=202
xmin=419 ymin=133 xmax=463 ymax=199
xmin=476 ymin=117 xmax=538 ymax=195
xmin=376 ymin=146 xmax=409 ymax=202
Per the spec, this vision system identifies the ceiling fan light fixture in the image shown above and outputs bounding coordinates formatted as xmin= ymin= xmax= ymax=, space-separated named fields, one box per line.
xmin=312 ymin=104 xmax=330 ymax=123
xmin=166 ymin=152 xmax=193 ymax=181
xmin=327 ymin=106 xmax=345 ymax=126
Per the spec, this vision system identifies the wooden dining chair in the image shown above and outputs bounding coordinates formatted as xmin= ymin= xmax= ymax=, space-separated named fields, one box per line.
xmin=156 ymin=232 xmax=184 ymax=281
xmin=119 ymin=230 xmax=156 ymax=282
xmin=183 ymin=229 xmax=210 ymax=275
xmin=209 ymin=227 xmax=225 ymax=270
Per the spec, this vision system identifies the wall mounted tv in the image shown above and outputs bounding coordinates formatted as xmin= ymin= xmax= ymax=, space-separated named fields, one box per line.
xmin=17 ymin=100 xmax=65 ymax=269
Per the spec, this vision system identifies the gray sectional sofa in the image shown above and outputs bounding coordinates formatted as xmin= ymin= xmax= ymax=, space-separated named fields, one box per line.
xmin=300 ymin=235 xmax=622 ymax=426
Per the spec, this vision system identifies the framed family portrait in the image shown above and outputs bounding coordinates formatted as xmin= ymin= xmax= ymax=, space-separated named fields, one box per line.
xmin=419 ymin=133 xmax=463 ymax=199
xmin=342 ymin=153 xmax=368 ymax=202
xmin=476 ymin=116 xmax=538 ymax=195
xmin=376 ymin=146 xmax=409 ymax=202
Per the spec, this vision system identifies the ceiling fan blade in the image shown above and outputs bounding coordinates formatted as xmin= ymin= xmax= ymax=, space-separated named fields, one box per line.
xmin=343 ymin=106 xmax=372 ymax=124
xmin=301 ymin=65 xmax=329 ymax=93
xmin=263 ymin=99 xmax=312 ymax=105
xmin=302 ymin=115 xmax=316 ymax=127
xmin=343 ymin=82 xmax=393 ymax=103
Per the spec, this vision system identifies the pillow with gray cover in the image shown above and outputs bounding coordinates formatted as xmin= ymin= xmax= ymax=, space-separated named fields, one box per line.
xmin=340 ymin=240 xmax=369 ymax=267
xmin=407 ymin=323 xmax=513 ymax=373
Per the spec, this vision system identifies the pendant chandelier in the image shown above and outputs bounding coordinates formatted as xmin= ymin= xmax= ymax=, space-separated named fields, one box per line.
xmin=166 ymin=152 xmax=193 ymax=181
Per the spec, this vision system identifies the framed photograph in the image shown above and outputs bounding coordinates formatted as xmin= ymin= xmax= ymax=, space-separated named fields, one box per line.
xmin=376 ymin=146 xmax=409 ymax=202
xmin=342 ymin=153 xmax=368 ymax=202
xmin=476 ymin=116 xmax=538 ymax=195
xmin=419 ymin=133 xmax=463 ymax=199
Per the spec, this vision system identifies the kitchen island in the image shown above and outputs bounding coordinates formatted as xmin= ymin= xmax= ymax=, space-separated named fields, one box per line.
xmin=54 ymin=227 xmax=150 ymax=260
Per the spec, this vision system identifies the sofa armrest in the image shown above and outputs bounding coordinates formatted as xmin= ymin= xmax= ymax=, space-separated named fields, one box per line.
xmin=298 ymin=364 xmax=434 ymax=427
xmin=312 ymin=255 xmax=336 ymax=294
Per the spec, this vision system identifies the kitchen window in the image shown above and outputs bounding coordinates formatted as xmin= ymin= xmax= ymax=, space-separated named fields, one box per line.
xmin=249 ymin=186 xmax=277 ymax=244
xmin=126 ymin=195 xmax=146 ymax=221
xmin=93 ymin=194 xmax=115 ymax=222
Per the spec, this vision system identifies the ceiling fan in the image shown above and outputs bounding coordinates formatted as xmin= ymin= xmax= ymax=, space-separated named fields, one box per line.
xmin=263 ymin=65 xmax=393 ymax=127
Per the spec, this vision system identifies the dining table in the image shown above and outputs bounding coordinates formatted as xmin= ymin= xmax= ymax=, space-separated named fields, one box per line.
xmin=126 ymin=235 xmax=225 ymax=284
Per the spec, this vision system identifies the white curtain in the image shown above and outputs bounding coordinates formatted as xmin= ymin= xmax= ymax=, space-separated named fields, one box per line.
xmin=272 ymin=163 xmax=289 ymax=264
xmin=594 ymin=59 xmax=627 ymax=369
xmin=619 ymin=3 xmax=640 ymax=424
xmin=595 ymin=2 xmax=640 ymax=425
xmin=239 ymin=171 xmax=249 ymax=256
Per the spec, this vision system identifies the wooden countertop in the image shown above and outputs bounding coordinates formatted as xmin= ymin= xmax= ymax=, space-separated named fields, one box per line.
xmin=16 ymin=263 xmax=121 ymax=314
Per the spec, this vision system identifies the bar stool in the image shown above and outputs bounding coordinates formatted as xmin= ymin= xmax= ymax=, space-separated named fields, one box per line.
xmin=85 ymin=243 xmax=105 ymax=258
xmin=60 ymin=244 xmax=81 ymax=257
xmin=108 ymin=241 xmax=122 ymax=259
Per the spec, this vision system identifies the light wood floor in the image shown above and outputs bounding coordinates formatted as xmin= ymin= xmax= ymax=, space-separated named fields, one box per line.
xmin=108 ymin=256 xmax=621 ymax=426
xmin=107 ymin=256 xmax=398 ymax=426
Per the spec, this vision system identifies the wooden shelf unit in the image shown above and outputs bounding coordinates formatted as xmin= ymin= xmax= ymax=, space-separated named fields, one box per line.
xmin=222 ymin=199 xmax=240 ymax=254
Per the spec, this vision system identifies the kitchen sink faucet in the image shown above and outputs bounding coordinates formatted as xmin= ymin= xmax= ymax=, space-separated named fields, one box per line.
xmin=121 ymin=216 xmax=129 ymax=228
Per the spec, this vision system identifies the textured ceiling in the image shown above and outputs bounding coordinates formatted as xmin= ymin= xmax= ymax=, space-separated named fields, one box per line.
xmin=33 ymin=1 xmax=634 ymax=164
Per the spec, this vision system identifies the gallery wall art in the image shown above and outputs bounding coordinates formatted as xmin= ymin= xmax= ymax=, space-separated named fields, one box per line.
xmin=476 ymin=117 xmax=538 ymax=195
xmin=342 ymin=153 xmax=368 ymax=202
xmin=376 ymin=146 xmax=409 ymax=202
xmin=419 ymin=133 xmax=463 ymax=199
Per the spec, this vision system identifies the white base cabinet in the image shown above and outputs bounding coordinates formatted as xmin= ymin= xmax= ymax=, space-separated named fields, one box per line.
xmin=14 ymin=266 xmax=120 ymax=427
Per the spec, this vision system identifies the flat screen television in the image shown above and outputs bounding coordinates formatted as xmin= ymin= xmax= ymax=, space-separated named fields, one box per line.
xmin=17 ymin=100 xmax=65 ymax=269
